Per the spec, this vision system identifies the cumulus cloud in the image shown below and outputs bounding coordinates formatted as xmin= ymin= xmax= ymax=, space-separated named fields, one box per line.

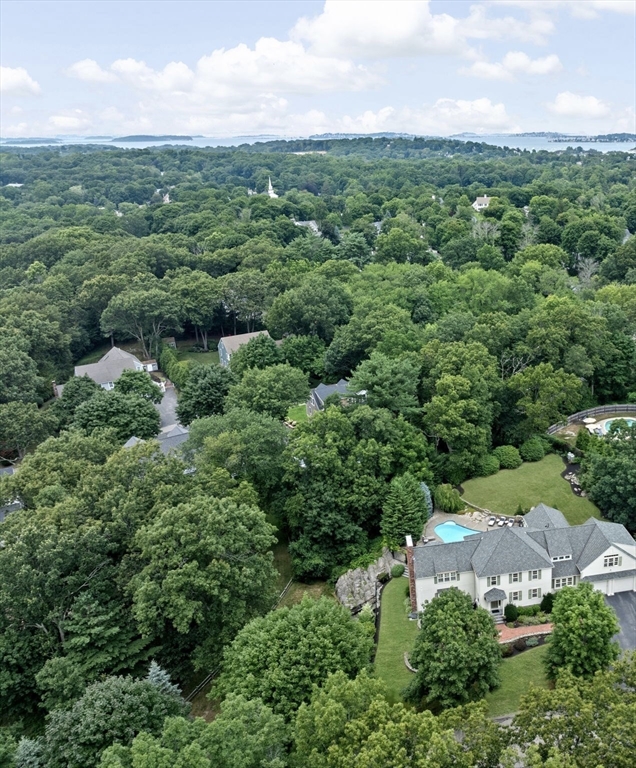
xmin=291 ymin=0 xmax=556 ymax=59
xmin=0 ymin=66 xmax=41 ymax=95
xmin=66 ymin=59 xmax=117 ymax=83
xmin=337 ymin=97 xmax=520 ymax=135
xmin=48 ymin=112 xmax=91 ymax=131
xmin=546 ymin=92 xmax=610 ymax=118
xmin=462 ymin=51 xmax=562 ymax=81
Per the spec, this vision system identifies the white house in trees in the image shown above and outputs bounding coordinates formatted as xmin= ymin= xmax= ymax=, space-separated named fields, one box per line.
xmin=472 ymin=195 xmax=491 ymax=211
xmin=406 ymin=504 xmax=636 ymax=618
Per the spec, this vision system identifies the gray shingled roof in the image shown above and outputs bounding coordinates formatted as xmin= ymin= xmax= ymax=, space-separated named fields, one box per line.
xmin=576 ymin=518 xmax=636 ymax=571
xmin=412 ymin=537 xmax=482 ymax=579
xmin=74 ymin=347 xmax=142 ymax=385
xmin=471 ymin=527 xmax=552 ymax=577
xmin=157 ymin=424 xmax=189 ymax=455
xmin=312 ymin=379 xmax=349 ymax=407
xmin=484 ymin=587 xmax=507 ymax=601
xmin=582 ymin=569 xmax=636 ymax=583
xmin=524 ymin=503 xmax=569 ymax=530
xmin=551 ymin=559 xmax=579 ymax=577
xmin=219 ymin=331 xmax=271 ymax=356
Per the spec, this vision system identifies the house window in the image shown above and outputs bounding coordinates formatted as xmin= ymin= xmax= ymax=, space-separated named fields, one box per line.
xmin=434 ymin=571 xmax=459 ymax=584
xmin=604 ymin=555 xmax=622 ymax=567
xmin=551 ymin=555 xmax=572 ymax=562
xmin=552 ymin=576 xmax=576 ymax=589
xmin=509 ymin=572 xmax=522 ymax=583
xmin=528 ymin=588 xmax=542 ymax=600
xmin=528 ymin=570 xmax=542 ymax=581
xmin=509 ymin=591 xmax=522 ymax=602
xmin=487 ymin=575 xmax=500 ymax=587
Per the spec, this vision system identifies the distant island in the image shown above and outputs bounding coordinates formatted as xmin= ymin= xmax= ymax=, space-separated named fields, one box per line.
xmin=548 ymin=133 xmax=636 ymax=143
xmin=112 ymin=135 xmax=193 ymax=142
xmin=0 ymin=137 xmax=61 ymax=144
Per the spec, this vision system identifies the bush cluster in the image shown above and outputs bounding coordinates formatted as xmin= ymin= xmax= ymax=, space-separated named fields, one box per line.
xmin=475 ymin=454 xmax=501 ymax=477
xmin=525 ymin=636 xmax=540 ymax=647
xmin=492 ymin=445 xmax=523 ymax=469
xmin=391 ymin=564 xmax=405 ymax=578
xmin=434 ymin=483 xmax=464 ymax=513
xmin=504 ymin=603 xmax=519 ymax=622
xmin=519 ymin=437 xmax=546 ymax=462
xmin=158 ymin=345 xmax=190 ymax=389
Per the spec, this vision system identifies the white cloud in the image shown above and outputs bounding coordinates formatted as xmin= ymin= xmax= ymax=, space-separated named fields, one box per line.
xmin=291 ymin=0 xmax=556 ymax=59
xmin=66 ymin=59 xmax=117 ymax=83
xmin=462 ymin=51 xmax=562 ymax=81
xmin=337 ymin=97 xmax=520 ymax=135
xmin=546 ymin=92 xmax=610 ymax=118
xmin=0 ymin=66 xmax=41 ymax=95
xmin=48 ymin=112 xmax=91 ymax=131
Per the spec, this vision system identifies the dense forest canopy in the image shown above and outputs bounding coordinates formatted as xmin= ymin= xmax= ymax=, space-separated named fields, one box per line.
xmin=0 ymin=138 xmax=635 ymax=765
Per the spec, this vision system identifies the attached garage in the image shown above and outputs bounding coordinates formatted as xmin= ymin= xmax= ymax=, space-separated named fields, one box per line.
xmin=613 ymin=575 xmax=636 ymax=593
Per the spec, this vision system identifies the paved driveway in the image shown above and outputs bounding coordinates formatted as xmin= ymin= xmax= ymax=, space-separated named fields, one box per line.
xmin=156 ymin=386 xmax=179 ymax=428
xmin=605 ymin=592 xmax=636 ymax=651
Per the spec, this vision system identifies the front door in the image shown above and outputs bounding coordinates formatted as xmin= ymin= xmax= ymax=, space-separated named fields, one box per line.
xmin=490 ymin=600 xmax=502 ymax=615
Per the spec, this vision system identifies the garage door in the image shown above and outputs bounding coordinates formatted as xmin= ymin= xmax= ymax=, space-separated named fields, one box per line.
xmin=613 ymin=576 xmax=636 ymax=593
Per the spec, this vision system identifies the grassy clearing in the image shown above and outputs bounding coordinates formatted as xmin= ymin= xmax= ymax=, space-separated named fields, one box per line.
xmin=374 ymin=577 xmax=418 ymax=704
xmin=175 ymin=338 xmax=220 ymax=366
xmin=462 ymin=454 xmax=600 ymax=526
xmin=287 ymin=403 xmax=309 ymax=424
xmin=486 ymin=644 xmax=550 ymax=717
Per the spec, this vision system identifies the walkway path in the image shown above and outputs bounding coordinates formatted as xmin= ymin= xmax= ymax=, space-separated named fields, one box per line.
xmin=498 ymin=622 xmax=552 ymax=644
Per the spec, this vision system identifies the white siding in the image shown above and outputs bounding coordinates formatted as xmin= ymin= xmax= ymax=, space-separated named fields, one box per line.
xmin=414 ymin=571 xmax=475 ymax=609
xmin=580 ymin=546 xmax=636 ymax=580
xmin=612 ymin=575 xmax=636 ymax=593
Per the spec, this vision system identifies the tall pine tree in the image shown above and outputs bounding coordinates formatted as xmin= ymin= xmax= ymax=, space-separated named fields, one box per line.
xmin=381 ymin=472 xmax=428 ymax=551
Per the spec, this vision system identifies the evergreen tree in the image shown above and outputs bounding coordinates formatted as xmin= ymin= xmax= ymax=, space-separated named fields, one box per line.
xmin=146 ymin=660 xmax=182 ymax=698
xmin=381 ymin=472 xmax=427 ymax=550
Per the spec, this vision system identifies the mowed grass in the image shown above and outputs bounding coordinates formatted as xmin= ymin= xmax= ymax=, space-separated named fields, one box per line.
xmin=462 ymin=454 xmax=600 ymax=526
xmin=175 ymin=338 xmax=220 ymax=366
xmin=374 ymin=577 xmax=418 ymax=703
xmin=287 ymin=403 xmax=309 ymax=424
xmin=486 ymin=644 xmax=550 ymax=717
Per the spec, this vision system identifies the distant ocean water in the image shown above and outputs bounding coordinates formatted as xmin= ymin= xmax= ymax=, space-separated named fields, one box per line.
xmin=0 ymin=134 xmax=633 ymax=153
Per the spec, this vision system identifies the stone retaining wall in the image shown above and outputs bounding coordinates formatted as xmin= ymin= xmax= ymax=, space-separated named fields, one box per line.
xmin=335 ymin=548 xmax=401 ymax=613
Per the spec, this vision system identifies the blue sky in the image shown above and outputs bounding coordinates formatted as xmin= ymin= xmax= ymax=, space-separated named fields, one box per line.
xmin=1 ymin=0 xmax=635 ymax=137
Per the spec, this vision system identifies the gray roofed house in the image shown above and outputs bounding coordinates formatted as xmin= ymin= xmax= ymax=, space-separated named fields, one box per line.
xmin=306 ymin=379 xmax=349 ymax=415
xmin=407 ymin=502 xmax=636 ymax=617
xmin=74 ymin=347 xmax=145 ymax=390
xmin=217 ymin=331 xmax=273 ymax=367
xmin=156 ymin=424 xmax=190 ymax=455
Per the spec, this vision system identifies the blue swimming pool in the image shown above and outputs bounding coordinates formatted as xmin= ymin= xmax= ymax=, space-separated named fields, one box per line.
xmin=435 ymin=520 xmax=482 ymax=543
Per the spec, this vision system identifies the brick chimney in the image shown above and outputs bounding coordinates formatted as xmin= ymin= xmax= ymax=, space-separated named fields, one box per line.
xmin=405 ymin=535 xmax=417 ymax=613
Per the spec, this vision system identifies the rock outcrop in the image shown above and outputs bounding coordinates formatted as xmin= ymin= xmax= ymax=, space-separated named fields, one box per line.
xmin=335 ymin=548 xmax=402 ymax=613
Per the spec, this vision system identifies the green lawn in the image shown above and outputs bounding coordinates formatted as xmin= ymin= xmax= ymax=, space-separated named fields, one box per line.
xmin=375 ymin=577 xmax=418 ymax=703
xmin=486 ymin=644 xmax=550 ymax=717
xmin=175 ymin=338 xmax=220 ymax=366
xmin=462 ymin=454 xmax=600 ymax=526
xmin=287 ymin=403 xmax=309 ymax=424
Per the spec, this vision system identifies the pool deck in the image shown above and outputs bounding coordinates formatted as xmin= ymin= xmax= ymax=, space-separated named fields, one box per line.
xmin=424 ymin=511 xmax=488 ymax=543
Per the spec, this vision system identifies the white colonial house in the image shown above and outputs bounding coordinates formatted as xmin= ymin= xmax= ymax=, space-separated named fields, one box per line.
xmin=472 ymin=195 xmax=491 ymax=211
xmin=406 ymin=504 xmax=636 ymax=618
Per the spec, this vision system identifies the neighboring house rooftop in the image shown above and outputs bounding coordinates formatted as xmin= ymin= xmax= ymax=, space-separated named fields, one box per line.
xmin=472 ymin=195 xmax=490 ymax=209
xmin=157 ymin=424 xmax=190 ymax=455
xmin=74 ymin=346 xmax=143 ymax=386
xmin=311 ymin=379 xmax=349 ymax=408
xmin=219 ymin=331 xmax=271 ymax=356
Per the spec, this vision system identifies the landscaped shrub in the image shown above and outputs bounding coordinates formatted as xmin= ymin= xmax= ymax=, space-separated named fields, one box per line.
xmin=520 ymin=437 xmax=546 ymax=462
xmin=517 ymin=604 xmax=541 ymax=617
xmin=526 ymin=636 xmax=539 ymax=647
xmin=540 ymin=592 xmax=554 ymax=614
xmin=504 ymin=603 xmax=518 ymax=622
xmin=405 ymin=584 xmax=411 ymax=598
xmin=434 ymin=484 xmax=464 ymax=513
xmin=501 ymin=643 xmax=514 ymax=657
xmin=475 ymin=454 xmax=500 ymax=477
xmin=357 ymin=605 xmax=376 ymax=638
xmin=514 ymin=638 xmax=527 ymax=652
xmin=391 ymin=564 xmax=405 ymax=578
xmin=492 ymin=445 xmax=523 ymax=469
xmin=575 ymin=428 xmax=591 ymax=451
xmin=518 ymin=615 xmax=544 ymax=626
